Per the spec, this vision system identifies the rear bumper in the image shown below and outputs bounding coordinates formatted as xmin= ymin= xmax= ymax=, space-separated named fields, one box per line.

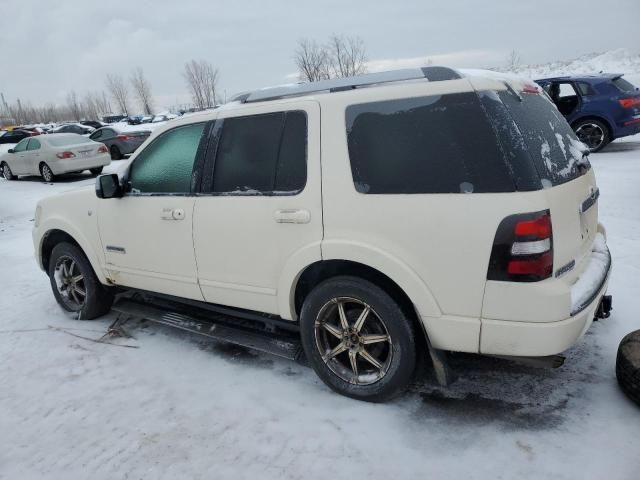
xmin=480 ymin=234 xmax=611 ymax=356
xmin=52 ymin=154 xmax=111 ymax=174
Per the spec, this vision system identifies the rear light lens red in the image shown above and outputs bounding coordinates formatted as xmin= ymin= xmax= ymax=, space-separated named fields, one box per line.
xmin=507 ymin=252 xmax=553 ymax=278
xmin=521 ymin=84 xmax=539 ymax=94
xmin=116 ymin=134 xmax=132 ymax=141
xmin=487 ymin=210 xmax=553 ymax=282
xmin=97 ymin=144 xmax=108 ymax=154
xmin=619 ymin=97 xmax=640 ymax=108
xmin=514 ymin=215 xmax=552 ymax=239
xmin=56 ymin=151 xmax=76 ymax=159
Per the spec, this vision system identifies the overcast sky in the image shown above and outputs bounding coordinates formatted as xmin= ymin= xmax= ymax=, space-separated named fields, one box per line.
xmin=1 ymin=0 xmax=638 ymax=111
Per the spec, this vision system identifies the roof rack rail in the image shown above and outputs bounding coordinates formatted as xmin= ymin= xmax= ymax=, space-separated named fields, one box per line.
xmin=233 ymin=66 xmax=462 ymax=104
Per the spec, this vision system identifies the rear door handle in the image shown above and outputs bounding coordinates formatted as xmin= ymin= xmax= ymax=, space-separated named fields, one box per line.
xmin=161 ymin=208 xmax=185 ymax=220
xmin=274 ymin=209 xmax=311 ymax=224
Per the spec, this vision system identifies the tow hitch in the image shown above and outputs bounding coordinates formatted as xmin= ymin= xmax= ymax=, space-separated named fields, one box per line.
xmin=595 ymin=295 xmax=613 ymax=320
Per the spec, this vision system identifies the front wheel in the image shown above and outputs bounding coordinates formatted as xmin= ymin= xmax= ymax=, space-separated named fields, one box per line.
xmin=1 ymin=162 xmax=16 ymax=180
xmin=90 ymin=166 xmax=104 ymax=175
xmin=48 ymin=242 xmax=114 ymax=319
xmin=299 ymin=276 xmax=417 ymax=402
xmin=40 ymin=163 xmax=55 ymax=182
xmin=574 ymin=119 xmax=611 ymax=153
xmin=110 ymin=145 xmax=122 ymax=160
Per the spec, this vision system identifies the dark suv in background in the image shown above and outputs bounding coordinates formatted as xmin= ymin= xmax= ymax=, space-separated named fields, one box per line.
xmin=535 ymin=74 xmax=640 ymax=151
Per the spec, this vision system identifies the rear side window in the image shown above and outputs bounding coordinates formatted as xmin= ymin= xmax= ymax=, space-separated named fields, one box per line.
xmin=345 ymin=93 xmax=515 ymax=194
xmin=612 ymin=77 xmax=636 ymax=93
xmin=210 ymin=111 xmax=307 ymax=194
xmin=129 ymin=123 xmax=205 ymax=194
xmin=489 ymin=91 xmax=589 ymax=187
xmin=576 ymin=82 xmax=595 ymax=96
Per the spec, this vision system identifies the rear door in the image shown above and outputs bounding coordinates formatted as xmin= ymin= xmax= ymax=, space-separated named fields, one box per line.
xmin=486 ymin=89 xmax=598 ymax=281
xmin=26 ymin=137 xmax=42 ymax=174
xmin=192 ymin=101 xmax=322 ymax=317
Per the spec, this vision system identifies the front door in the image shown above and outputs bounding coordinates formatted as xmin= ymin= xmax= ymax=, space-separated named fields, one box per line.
xmin=97 ymin=122 xmax=209 ymax=300
xmin=7 ymin=138 xmax=31 ymax=175
xmin=193 ymin=102 xmax=322 ymax=317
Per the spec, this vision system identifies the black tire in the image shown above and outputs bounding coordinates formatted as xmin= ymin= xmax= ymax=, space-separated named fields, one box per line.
xmin=616 ymin=330 xmax=640 ymax=406
xmin=40 ymin=163 xmax=55 ymax=182
xmin=299 ymin=276 xmax=417 ymax=402
xmin=90 ymin=166 xmax=104 ymax=175
xmin=110 ymin=145 xmax=122 ymax=160
xmin=48 ymin=242 xmax=114 ymax=319
xmin=1 ymin=161 xmax=16 ymax=180
xmin=573 ymin=118 xmax=611 ymax=153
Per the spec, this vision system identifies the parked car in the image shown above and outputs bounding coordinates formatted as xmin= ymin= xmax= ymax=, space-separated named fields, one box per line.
xmin=80 ymin=120 xmax=105 ymax=130
xmin=535 ymin=73 xmax=640 ymax=152
xmin=102 ymin=115 xmax=128 ymax=124
xmin=1 ymin=133 xmax=110 ymax=181
xmin=54 ymin=123 xmax=95 ymax=135
xmin=0 ymin=128 xmax=36 ymax=144
xmin=151 ymin=114 xmax=176 ymax=123
xmin=32 ymin=68 xmax=611 ymax=401
xmin=89 ymin=126 xmax=151 ymax=159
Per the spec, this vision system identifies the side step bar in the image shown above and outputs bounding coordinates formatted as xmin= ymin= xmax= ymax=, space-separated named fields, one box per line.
xmin=112 ymin=298 xmax=304 ymax=361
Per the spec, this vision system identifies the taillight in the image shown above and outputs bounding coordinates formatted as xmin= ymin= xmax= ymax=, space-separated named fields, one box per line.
xmin=116 ymin=134 xmax=132 ymax=141
xmin=619 ymin=97 xmax=640 ymax=108
xmin=56 ymin=151 xmax=76 ymax=159
xmin=487 ymin=210 xmax=553 ymax=282
xmin=521 ymin=83 xmax=539 ymax=94
xmin=97 ymin=144 xmax=108 ymax=154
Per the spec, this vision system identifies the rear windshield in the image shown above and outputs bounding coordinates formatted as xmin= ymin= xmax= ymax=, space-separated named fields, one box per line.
xmin=47 ymin=135 xmax=89 ymax=147
xmin=612 ymin=77 xmax=636 ymax=93
xmin=481 ymin=90 xmax=589 ymax=187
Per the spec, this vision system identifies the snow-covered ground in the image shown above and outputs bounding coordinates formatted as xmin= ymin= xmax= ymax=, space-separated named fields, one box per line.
xmin=1 ymin=136 xmax=639 ymax=479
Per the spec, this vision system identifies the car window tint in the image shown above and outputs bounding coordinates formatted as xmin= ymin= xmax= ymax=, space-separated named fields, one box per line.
xmin=129 ymin=123 xmax=205 ymax=194
xmin=345 ymin=93 xmax=515 ymax=194
xmin=492 ymin=90 xmax=588 ymax=187
xmin=14 ymin=138 xmax=29 ymax=152
xmin=90 ymin=130 xmax=102 ymax=140
xmin=576 ymin=82 xmax=595 ymax=96
xmin=211 ymin=111 xmax=307 ymax=194
xmin=612 ymin=77 xmax=636 ymax=93
xmin=27 ymin=139 xmax=41 ymax=150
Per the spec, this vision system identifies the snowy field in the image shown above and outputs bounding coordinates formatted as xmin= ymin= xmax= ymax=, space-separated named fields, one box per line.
xmin=1 ymin=137 xmax=639 ymax=479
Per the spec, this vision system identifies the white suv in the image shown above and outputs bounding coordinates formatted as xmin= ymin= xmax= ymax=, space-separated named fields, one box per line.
xmin=33 ymin=67 xmax=612 ymax=401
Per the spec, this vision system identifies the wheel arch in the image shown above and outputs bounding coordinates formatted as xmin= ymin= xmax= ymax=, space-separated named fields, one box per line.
xmin=38 ymin=226 xmax=108 ymax=284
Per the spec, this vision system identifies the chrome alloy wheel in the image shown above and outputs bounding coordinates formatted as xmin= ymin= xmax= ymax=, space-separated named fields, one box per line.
xmin=575 ymin=122 xmax=605 ymax=151
xmin=314 ymin=297 xmax=392 ymax=385
xmin=53 ymin=256 xmax=86 ymax=309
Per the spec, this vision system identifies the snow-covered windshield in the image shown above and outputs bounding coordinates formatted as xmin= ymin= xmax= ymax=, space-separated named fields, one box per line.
xmin=485 ymin=90 xmax=589 ymax=187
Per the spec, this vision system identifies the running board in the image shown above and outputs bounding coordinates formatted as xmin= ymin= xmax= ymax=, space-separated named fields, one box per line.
xmin=112 ymin=298 xmax=303 ymax=361
xmin=489 ymin=354 xmax=566 ymax=369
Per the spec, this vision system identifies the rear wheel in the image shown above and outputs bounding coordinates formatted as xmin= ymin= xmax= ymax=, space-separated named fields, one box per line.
xmin=40 ymin=163 xmax=54 ymax=182
xmin=616 ymin=330 xmax=640 ymax=406
xmin=48 ymin=242 xmax=114 ymax=319
xmin=573 ymin=118 xmax=611 ymax=152
xmin=1 ymin=162 xmax=16 ymax=180
xmin=90 ymin=166 xmax=104 ymax=175
xmin=299 ymin=276 xmax=417 ymax=402
xmin=110 ymin=145 xmax=122 ymax=160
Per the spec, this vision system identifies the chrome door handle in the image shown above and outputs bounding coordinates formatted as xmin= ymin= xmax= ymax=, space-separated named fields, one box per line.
xmin=161 ymin=208 xmax=185 ymax=220
xmin=274 ymin=209 xmax=311 ymax=224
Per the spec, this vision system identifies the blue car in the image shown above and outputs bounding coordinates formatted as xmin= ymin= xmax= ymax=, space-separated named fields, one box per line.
xmin=535 ymin=74 xmax=640 ymax=152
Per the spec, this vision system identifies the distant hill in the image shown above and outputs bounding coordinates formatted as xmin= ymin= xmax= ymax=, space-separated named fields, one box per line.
xmin=506 ymin=48 xmax=640 ymax=85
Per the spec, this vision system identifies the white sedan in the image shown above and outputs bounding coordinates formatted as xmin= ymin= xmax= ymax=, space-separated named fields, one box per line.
xmin=0 ymin=133 xmax=111 ymax=182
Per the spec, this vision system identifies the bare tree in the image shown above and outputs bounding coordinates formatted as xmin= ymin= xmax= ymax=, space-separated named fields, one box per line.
xmin=505 ymin=50 xmax=521 ymax=72
xmin=66 ymin=90 xmax=82 ymax=121
xmin=131 ymin=67 xmax=154 ymax=115
xmin=184 ymin=60 xmax=219 ymax=109
xmin=294 ymin=38 xmax=331 ymax=82
xmin=106 ymin=74 xmax=130 ymax=115
xmin=326 ymin=34 xmax=367 ymax=78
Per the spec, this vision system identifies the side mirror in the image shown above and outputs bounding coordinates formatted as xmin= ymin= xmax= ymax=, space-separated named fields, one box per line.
xmin=7 ymin=149 xmax=14 ymax=153
xmin=96 ymin=173 xmax=123 ymax=199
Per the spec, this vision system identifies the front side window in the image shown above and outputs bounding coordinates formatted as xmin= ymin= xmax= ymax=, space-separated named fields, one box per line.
xmin=90 ymin=130 xmax=102 ymax=140
xmin=27 ymin=139 xmax=40 ymax=150
xmin=210 ymin=110 xmax=307 ymax=194
xmin=13 ymin=138 xmax=29 ymax=152
xmin=129 ymin=122 xmax=205 ymax=194
xmin=345 ymin=93 xmax=515 ymax=194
